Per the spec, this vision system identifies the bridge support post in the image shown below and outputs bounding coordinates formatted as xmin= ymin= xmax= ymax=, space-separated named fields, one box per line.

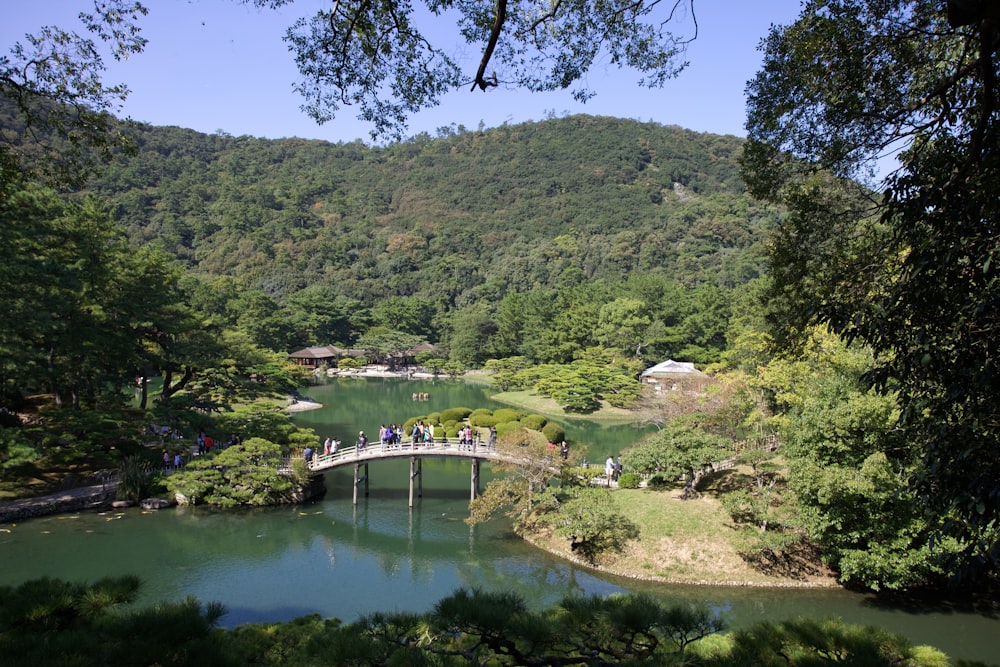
xmin=353 ymin=462 xmax=369 ymax=505
xmin=470 ymin=458 xmax=480 ymax=500
xmin=409 ymin=457 xmax=423 ymax=508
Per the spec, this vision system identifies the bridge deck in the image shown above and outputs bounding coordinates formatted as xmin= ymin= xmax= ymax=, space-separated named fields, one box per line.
xmin=307 ymin=440 xmax=500 ymax=472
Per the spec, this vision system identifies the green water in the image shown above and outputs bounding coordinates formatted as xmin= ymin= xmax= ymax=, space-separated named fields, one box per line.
xmin=1 ymin=377 xmax=997 ymax=663
xmin=291 ymin=376 xmax=654 ymax=461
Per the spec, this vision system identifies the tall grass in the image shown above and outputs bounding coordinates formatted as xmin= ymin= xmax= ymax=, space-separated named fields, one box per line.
xmin=115 ymin=455 xmax=151 ymax=502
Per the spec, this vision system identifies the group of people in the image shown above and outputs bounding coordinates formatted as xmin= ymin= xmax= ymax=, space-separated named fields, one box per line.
xmin=307 ymin=422 xmax=501 ymax=459
xmin=548 ymin=440 xmax=571 ymax=460
xmin=304 ymin=436 xmax=340 ymax=463
xmin=160 ymin=430 xmax=242 ymax=469
xmin=455 ymin=424 xmax=498 ymax=451
xmin=162 ymin=450 xmax=184 ymax=468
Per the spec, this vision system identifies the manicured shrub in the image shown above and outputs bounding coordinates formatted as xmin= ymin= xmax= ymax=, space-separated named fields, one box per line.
xmin=495 ymin=421 xmax=524 ymax=438
xmin=521 ymin=414 xmax=547 ymax=431
xmin=492 ymin=408 xmax=524 ymax=423
xmin=617 ymin=473 xmax=642 ymax=489
xmin=541 ymin=422 xmax=565 ymax=444
xmin=427 ymin=412 xmax=441 ymax=424
xmin=440 ymin=407 xmax=473 ymax=423
xmin=469 ymin=409 xmax=498 ymax=427
xmin=471 ymin=414 xmax=499 ymax=427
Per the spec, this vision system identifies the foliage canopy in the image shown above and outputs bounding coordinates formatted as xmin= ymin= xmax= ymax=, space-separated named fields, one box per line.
xmin=743 ymin=0 xmax=1000 ymax=582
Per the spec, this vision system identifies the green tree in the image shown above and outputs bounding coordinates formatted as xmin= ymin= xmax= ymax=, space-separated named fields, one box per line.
xmin=544 ymin=486 xmax=640 ymax=563
xmin=0 ymin=187 xmax=188 ymax=410
xmin=283 ymin=286 xmax=362 ymax=348
xmin=621 ymin=419 xmax=731 ymax=499
xmin=164 ymin=436 xmax=299 ymax=507
xmin=1 ymin=0 xmax=148 ymax=187
xmin=355 ymin=328 xmax=424 ymax=369
xmin=468 ymin=429 xmax=569 ymax=532
xmin=0 ymin=576 xmax=230 ymax=667
xmin=371 ymin=295 xmax=436 ymax=340
xmin=743 ymin=0 xmax=1000 ymax=580
xmin=708 ymin=617 xmax=948 ymax=667
xmin=757 ymin=329 xmax=948 ymax=590
xmin=273 ymin=0 xmax=697 ymax=139
xmin=594 ymin=297 xmax=652 ymax=357
xmin=443 ymin=305 xmax=498 ymax=367
xmin=233 ymin=290 xmax=294 ymax=353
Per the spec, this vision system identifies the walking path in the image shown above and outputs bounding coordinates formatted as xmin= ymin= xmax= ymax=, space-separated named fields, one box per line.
xmin=307 ymin=439 xmax=501 ymax=471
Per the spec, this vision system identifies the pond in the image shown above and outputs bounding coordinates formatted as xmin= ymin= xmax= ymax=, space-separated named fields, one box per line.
xmin=1 ymin=377 xmax=997 ymax=663
xmin=290 ymin=375 xmax=653 ymax=461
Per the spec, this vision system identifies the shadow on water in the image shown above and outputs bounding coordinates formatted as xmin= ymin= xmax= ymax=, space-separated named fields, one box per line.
xmin=858 ymin=586 xmax=1000 ymax=619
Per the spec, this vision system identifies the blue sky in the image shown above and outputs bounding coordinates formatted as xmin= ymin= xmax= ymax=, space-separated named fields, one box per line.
xmin=5 ymin=1 xmax=804 ymax=144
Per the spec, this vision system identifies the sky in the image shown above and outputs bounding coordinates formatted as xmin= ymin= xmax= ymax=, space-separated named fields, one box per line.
xmin=4 ymin=1 xmax=805 ymax=145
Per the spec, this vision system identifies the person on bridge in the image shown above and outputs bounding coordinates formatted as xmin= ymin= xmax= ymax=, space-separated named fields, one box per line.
xmin=304 ymin=446 xmax=313 ymax=463
xmin=356 ymin=431 xmax=367 ymax=450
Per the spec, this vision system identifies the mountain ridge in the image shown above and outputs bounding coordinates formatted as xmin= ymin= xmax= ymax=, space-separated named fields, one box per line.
xmin=86 ymin=114 xmax=774 ymax=307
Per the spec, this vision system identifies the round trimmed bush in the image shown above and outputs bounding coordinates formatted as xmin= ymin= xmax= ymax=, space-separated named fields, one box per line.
xmin=440 ymin=407 xmax=473 ymax=423
xmin=492 ymin=408 xmax=524 ymax=423
xmin=617 ymin=473 xmax=642 ymax=489
xmin=541 ymin=422 xmax=565 ymax=444
xmin=469 ymin=409 xmax=498 ymax=427
xmin=521 ymin=414 xmax=547 ymax=431
xmin=495 ymin=421 xmax=525 ymax=438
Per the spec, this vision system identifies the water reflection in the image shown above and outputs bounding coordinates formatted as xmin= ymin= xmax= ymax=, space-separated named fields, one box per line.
xmin=0 ymin=379 xmax=997 ymax=663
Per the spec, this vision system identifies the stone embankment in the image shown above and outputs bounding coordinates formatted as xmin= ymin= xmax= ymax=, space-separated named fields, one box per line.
xmin=0 ymin=484 xmax=113 ymax=524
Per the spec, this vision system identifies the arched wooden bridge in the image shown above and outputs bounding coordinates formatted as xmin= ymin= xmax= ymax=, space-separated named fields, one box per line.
xmin=306 ymin=441 xmax=504 ymax=506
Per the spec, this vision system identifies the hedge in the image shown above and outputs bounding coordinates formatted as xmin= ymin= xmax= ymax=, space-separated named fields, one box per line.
xmin=495 ymin=421 xmax=525 ymax=438
xmin=541 ymin=422 xmax=565 ymax=444
xmin=617 ymin=473 xmax=642 ymax=489
xmin=521 ymin=414 xmax=547 ymax=431
xmin=440 ymin=407 xmax=473 ymax=423
xmin=492 ymin=408 xmax=524 ymax=424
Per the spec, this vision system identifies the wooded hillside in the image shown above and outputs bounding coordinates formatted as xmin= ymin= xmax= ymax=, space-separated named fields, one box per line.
xmin=86 ymin=115 xmax=773 ymax=308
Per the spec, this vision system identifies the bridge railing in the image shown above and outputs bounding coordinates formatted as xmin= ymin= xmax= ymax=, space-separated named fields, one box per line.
xmin=305 ymin=438 xmax=501 ymax=471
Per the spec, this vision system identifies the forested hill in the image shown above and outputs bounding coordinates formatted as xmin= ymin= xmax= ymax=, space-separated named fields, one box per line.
xmin=88 ymin=115 xmax=774 ymax=307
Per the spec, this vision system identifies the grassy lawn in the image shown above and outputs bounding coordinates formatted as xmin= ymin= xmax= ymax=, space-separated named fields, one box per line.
xmin=490 ymin=389 xmax=637 ymax=423
xmin=525 ymin=473 xmax=837 ymax=588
